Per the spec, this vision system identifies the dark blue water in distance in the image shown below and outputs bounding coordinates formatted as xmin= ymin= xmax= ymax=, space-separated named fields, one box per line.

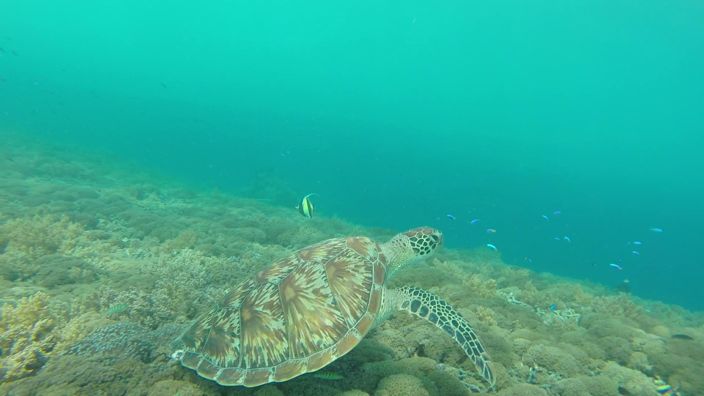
xmin=1 ymin=0 xmax=703 ymax=309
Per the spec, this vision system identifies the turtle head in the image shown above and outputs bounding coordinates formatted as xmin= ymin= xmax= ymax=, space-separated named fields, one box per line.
xmin=383 ymin=227 xmax=443 ymax=277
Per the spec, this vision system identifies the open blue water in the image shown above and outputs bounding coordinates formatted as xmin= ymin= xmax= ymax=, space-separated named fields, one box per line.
xmin=2 ymin=0 xmax=703 ymax=309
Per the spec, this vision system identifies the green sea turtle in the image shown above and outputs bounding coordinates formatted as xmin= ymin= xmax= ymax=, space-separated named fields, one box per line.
xmin=172 ymin=227 xmax=495 ymax=390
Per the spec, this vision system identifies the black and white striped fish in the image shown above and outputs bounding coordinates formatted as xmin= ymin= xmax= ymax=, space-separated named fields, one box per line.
xmin=296 ymin=193 xmax=317 ymax=218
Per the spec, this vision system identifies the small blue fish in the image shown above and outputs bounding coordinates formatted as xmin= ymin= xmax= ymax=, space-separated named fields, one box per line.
xmin=486 ymin=243 xmax=497 ymax=251
xmin=549 ymin=303 xmax=558 ymax=312
xmin=563 ymin=236 xmax=571 ymax=243
xmin=649 ymin=227 xmax=664 ymax=233
xmin=631 ymin=250 xmax=640 ymax=256
xmin=470 ymin=218 xmax=480 ymax=225
xmin=553 ymin=236 xmax=561 ymax=241
xmin=631 ymin=240 xmax=642 ymax=246
xmin=609 ymin=263 xmax=623 ymax=271
xmin=541 ymin=214 xmax=550 ymax=221
xmin=486 ymin=228 xmax=497 ymax=234
xmin=446 ymin=214 xmax=456 ymax=221
xmin=552 ymin=210 xmax=561 ymax=215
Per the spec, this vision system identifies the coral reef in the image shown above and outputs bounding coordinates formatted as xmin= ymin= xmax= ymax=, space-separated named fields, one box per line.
xmin=375 ymin=374 xmax=430 ymax=396
xmin=0 ymin=215 xmax=84 ymax=260
xmin=147 ymin=379 xmax=207 ymax=396
xmin=0 ymin=292 xmax=58 ymax=381
xmin=0 ymin=137 xmax=702 ymax=395
xmin=496 ymin=383 xmax=548 ymax=396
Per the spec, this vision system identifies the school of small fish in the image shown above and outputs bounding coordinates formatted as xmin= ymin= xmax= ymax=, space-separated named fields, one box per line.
xmin=295 ymin=195 xmax=666 ymax=284
xmin=437 ymin=208 xmax=665 ymax=280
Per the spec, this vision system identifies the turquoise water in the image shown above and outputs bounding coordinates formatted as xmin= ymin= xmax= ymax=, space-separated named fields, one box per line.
xmin=2 ymin=0 xmax=703 ymax=311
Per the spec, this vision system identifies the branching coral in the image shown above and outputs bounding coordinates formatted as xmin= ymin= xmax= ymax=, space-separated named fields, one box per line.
xmin=462 ymin=274 xmax=498 ymax=299
xmin=0 ymin=292 xmax=58 ymax=381
xmin=93 ymin=248 xmax=245 ymax=328
xmin=96 ymin=287 xmax=173 ymax=330
xmin=473 ymin=306 xmax=498 ymax=326
xmin=0 ymin=214 xmax=84 ymax=259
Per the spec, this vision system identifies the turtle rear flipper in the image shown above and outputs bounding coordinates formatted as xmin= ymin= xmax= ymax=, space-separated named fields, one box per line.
xmin=391 ymin=286 xmax=495 ymax=391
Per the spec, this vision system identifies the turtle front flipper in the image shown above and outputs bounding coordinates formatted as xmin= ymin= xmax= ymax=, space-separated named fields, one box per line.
xmin=390 ymin=286 xmax=495 ymax=391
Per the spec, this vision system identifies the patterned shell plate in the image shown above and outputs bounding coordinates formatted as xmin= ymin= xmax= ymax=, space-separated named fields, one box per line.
xmin=178 ymin=236 xmax=388 ymax=387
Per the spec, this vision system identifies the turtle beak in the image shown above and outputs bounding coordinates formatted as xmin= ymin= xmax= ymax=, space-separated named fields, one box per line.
xmin=433 ymin=231 xmax=443 ymax=246
xmin=429 ymin=230 xmax=443 ymax=251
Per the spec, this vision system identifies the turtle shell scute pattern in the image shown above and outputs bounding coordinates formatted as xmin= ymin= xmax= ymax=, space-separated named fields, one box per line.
xmin=177 ymin=236 xmax=388 ymax=386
